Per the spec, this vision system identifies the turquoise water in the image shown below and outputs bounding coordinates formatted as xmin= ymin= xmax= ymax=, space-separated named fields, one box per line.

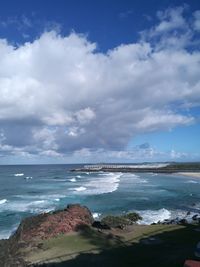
xmin=0 ymin=164 xmax=200 ymax=238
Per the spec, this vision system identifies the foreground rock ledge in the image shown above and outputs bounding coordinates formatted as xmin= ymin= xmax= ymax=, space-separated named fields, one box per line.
xmin=12 ymin=204 xmax=94 ymax=242
xmin=0 ymin=204 xmax=94 ymax=266
xmin=1 ymin=204 xmax=200 ymax=267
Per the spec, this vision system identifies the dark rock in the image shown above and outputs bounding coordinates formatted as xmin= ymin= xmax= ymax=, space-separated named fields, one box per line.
xmin=179 ymin=219 xmax=188 ymax=225
xmin=107 ymin=233 xmax=114 ymax=239
xmin=170 ymin=219 xmax=178 ymax=225
xmin=101 ymin=215 xmax=131 ymax=229
xmin=92 ymin=221 xmax=111 ymax=230
xmin=192 ymin=214 xmax=199 ymax=221
xmin=123 ymin=212 xmax=142 ymax=222
xmin=117 ymin=225 xmax=125 ymax=230
xmin=162 ymin=219 xmax=171 ymax=225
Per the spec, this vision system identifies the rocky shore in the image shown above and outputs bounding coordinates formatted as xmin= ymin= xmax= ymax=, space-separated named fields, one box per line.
xmin=0 ymin=204 xmax=200 ymax=266
xmin=0 ymin=204 xmax=94 ymax=266
xmin=12 ymin=204 xmax=94 ymax=242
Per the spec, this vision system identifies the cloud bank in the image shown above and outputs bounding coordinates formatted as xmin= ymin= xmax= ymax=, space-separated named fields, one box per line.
xmin=0 ymin=5 xmax=200 ymax=161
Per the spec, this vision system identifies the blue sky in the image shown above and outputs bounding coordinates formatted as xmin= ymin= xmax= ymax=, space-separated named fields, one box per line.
xmin=0 ymin=0 xmax=200 ymax=164
xmin=1 ymin=0 xmax=200 ymax=50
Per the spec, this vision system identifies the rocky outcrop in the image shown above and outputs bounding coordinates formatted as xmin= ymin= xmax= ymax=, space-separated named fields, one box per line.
xmin=11 ymin=204 xmax=94 ymax=242
xmin=0 ymin=204 xmax=94 ymax=266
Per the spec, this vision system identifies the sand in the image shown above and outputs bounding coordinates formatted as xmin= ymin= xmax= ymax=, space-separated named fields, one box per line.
xmin=178 ymin=172 xmax=200 ymax=178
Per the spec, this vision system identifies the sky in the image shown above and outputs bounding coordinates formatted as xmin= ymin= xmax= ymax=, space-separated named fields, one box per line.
xmin=0 ymin=0 xmax=200 ymax=164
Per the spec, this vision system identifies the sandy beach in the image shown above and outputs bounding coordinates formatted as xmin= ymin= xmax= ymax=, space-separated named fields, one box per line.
xmin=178 ymin=172 xmax=200 ymax=178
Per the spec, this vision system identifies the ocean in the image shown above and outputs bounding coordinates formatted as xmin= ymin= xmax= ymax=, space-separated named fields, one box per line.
xmin=0 ymin=164 xmax=200 ymax=239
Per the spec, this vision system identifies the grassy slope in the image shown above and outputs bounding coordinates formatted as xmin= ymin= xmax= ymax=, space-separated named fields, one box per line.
xmin=25 ymin=224 xmax=200 ymax=267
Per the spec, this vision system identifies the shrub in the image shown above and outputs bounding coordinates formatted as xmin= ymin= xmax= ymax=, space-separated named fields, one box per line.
xmin=101 ymin=216 xmax=130 ymax=228
xmin=101 ymin=212 xmax=142 ymax=228
xmin=123 ymin=212 xmax=142 ymax=223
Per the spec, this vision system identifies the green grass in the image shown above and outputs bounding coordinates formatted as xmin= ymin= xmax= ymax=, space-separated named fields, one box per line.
xmin=24 ymin=224 xmax=200 ymax=266
xmin=26 ymin=227 xmax=121 ymax=264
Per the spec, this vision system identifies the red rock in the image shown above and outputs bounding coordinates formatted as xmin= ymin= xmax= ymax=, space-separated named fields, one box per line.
xmin=11 ymin=204 xmax=94 ymax=242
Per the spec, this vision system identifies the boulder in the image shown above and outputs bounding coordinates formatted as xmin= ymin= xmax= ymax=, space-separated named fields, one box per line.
xmin=192 ymin=214 xmax=199 ymax=221
xmin=178 ymin=219 xmax=188 ymax=225
xmin=92 ymin=221 xmax=111 ymax=230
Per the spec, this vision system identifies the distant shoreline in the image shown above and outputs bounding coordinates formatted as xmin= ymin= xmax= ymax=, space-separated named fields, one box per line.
xmin=71 ymin=168 xmax=200 ymax=174
xmin=177 ymin=172 xmax=200 ymax=178
xmin=71 ymin=163 xmax=200 ymax=174
xmin=72 ymin=168 xmax=200 ymax=173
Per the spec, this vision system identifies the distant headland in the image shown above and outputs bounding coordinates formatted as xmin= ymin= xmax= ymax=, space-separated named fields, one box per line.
xmin=71 ymin=162 xmax=200 ymax=174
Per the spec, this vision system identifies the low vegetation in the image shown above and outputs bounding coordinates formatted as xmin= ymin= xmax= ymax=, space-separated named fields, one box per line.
xmin=24 ymin=224 xmax=200 ymax=267
xmin=101 ymin=212 xmax=142 ymax=228
xmin=123 ymin=212 xmax=143 ymax=222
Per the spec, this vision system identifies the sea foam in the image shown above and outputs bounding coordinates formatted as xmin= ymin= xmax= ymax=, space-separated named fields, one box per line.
xmin=74 ymin=186 xmax=86 ymax=191
xmin=184 ymin=180 xmax=199 ymax=184
xmin=138 ymin=208 xmax=171 ymax=224
xmin=93 ymin=212 xmax=101 ymax=219
xmin=70 ymin=178 xmax=76 ymax=182
xmin=72 ymin=172 xmax=122 ymax=195
xmin=0 ymin=199 xmax=7 ymax=205
xmin=0 ymin=198 xmax=56 ymax=214
xmin=0 ymin=226 xmax=18 ymax=239
xmin=25 ymin=176 xmax=32 ymax=180
xmin=14 ymin=173 xmax=24 ymax=177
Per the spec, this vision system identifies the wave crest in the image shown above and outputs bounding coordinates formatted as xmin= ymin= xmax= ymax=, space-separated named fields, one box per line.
xmin=0 ymin=199 xmax=7 ymax=205
xmin=138 ymin=208 xmax=171 ymax=224
xmin=72 ymin=172 xmax=122 ymax=195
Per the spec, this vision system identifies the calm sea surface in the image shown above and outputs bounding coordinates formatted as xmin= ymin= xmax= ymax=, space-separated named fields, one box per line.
xmin=0 ymin=164 xmax=200 ymax=238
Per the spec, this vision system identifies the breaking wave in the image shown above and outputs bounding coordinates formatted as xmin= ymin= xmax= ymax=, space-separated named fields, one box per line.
xmin=70 ymin=178 xmax=76 ymax=182
xmin=0 ymin=198 xmax=59 ymax=213
xmin=138 ymin=208 xmax=171 ymax=224
xmin=93 ymin=212 xmax=101 ymax=219
xmin=184 ymin=180 xmax=199 ymax=184
xmin=72 ymin=172 xmax=122 ymax=195
xmin=25 ymin=176 xmax=32 ymax=180
xmin=74 ymin=186 xmax=87 ymax=192
xmin=0 ymin=226 xmax=18 ymax=239
xmin=0 ymin=199 xmax=7 ymax=205
xmin=14 ymin=173 xmax=24 ymax=177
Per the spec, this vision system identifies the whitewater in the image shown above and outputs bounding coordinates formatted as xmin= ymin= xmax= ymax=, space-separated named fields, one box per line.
xmin=0 ymin=164 xmax=200 ymax=239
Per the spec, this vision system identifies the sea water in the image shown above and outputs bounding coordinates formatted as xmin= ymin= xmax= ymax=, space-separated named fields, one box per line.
xmin=0 ymin=164 xmax=200 ymax=239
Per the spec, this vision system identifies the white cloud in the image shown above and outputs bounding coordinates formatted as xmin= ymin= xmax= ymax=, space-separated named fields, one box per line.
xmin=70 ymin=145 xmax=195 ymax=162
xmin=141 ymin=5 xmax=195 ymax=50
xmin=155 ymin=6 xmax=187 ymax=33
xmin=39 ymin=149 xmax=61 ymax=157
xmin=135 ymin=110 xmax=194 ymax=131
xmin=75 ymin=108 xmax=96 ymax=125
xmin=0 ymin=6 xmax=200 ymax=161
xmin=170 ymin=149 xmax=187 ymax=159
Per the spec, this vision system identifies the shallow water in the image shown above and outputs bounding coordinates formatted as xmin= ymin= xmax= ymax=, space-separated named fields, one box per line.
xmin=0 ymin=164 xmax=200 ymax=238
